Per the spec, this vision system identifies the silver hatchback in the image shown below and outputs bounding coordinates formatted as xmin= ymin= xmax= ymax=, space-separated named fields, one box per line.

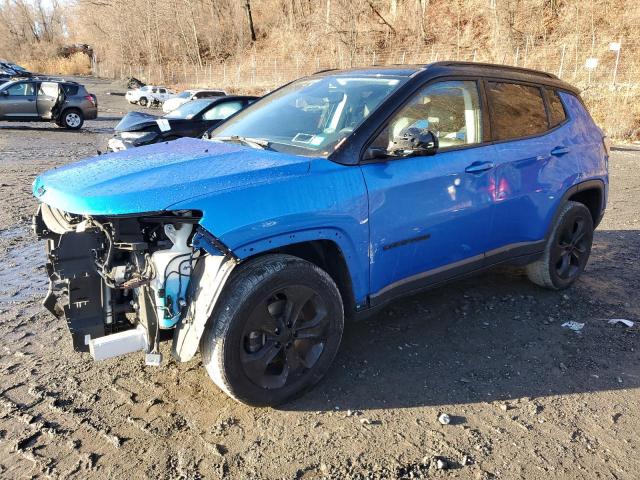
xmin=0 ymin=79 xmax=97 ymax=129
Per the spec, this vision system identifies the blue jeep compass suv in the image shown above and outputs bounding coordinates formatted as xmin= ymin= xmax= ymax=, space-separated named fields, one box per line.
xmin=33 ymin=62 xmax=608 ymax=405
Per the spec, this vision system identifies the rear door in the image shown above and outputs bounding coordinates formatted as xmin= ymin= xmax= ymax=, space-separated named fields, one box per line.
xmin=37 ymin=82 xmax=62 ymax=119
xmin=0 ymin=81 xmax=37 ymax=118
xmin=485 ymin=80 xmax=581 ymax=257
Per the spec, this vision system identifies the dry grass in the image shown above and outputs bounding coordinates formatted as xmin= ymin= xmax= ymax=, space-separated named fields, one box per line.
xmin=21 ymin=53 xmax=91 ymax=76
xmin=582 ymin=86 xmax=640 ymax=142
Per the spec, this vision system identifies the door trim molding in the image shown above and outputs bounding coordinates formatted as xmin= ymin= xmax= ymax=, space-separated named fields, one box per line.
xmin=368 ymin=239 xmax=544 ymax=308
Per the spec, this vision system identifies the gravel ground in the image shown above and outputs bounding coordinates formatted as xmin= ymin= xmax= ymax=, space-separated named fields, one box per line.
xmin=0 ymin=77 xmax=638 ymax=480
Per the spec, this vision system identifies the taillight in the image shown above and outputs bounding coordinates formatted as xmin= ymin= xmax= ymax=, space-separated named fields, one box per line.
xmin=86 ymin=94 xmax=96 ymax=106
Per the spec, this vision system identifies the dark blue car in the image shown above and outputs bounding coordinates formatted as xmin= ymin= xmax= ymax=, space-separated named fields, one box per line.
xmin=33 ymin=62 xmax=608 ymax=405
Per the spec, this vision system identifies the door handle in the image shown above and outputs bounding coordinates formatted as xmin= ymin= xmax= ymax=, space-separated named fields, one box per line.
xmin=27 ymin=98 xmax=35 ymax=102
xmin=550 ymin=146 xmax=570 ymax=156
xmin=465 ymin=161 xmax=494 ymax=173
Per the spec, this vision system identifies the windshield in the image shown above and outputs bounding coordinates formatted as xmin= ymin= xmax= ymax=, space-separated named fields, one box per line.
xmin=212 ymin=75 xmax=406 ymax=155
xmin=165 ymin=98 xmax=213 ymax=119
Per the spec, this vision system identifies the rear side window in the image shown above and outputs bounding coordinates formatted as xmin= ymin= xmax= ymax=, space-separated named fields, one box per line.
xmin=203 ymin=100 xmax=244 ymax=120
xmin=546 ymin=89 xmax=567 ymax=127
xmin=487 ymin=82 xmax=548 ymax=140
xmin=63 ymin=84 xmax=78 ymax=96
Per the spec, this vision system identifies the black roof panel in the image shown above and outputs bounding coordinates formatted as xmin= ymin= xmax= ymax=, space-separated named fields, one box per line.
xmin=312 ymin=61 xmax=579 ymax=94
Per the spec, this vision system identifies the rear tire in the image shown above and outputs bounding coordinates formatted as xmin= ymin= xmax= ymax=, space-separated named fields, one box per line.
xmin=138 ymin=97 xmax=148 ymax=107
xmin=526 ymin=201 xmax=594 ymax=290
xmin=60 ymin=109 xmax=84 ymax=130
xmin=201 ymin=254 xmax=344 ymax=406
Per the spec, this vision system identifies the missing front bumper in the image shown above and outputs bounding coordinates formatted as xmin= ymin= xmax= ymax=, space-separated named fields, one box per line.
xmin=34 ymin=205 xmax=138 ymax=352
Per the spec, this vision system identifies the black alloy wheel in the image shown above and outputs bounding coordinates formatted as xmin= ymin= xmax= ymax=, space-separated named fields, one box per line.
xmin=201 ymin=254 xmax=344 ymax=406
xmin=240 ymin=285 xmax=330 ymax=390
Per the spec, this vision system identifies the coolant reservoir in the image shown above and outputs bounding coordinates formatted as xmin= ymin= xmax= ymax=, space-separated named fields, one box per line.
xmin=151 ymin=223 xmax=194 ymax=328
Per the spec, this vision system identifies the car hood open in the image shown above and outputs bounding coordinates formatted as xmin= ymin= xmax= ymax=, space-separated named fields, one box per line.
xmin=114 ymin=111 xmax=161 ymax=132
xmin=33 ymin=138 xmax=311 ymax=215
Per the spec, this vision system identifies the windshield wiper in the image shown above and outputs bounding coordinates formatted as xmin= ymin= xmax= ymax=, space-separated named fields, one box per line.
xmin=215 ymin=135 xmax=273 ymax=150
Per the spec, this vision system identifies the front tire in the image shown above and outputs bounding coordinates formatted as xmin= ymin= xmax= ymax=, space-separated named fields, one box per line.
xmin=138 ymin=97 xmax=148 ymax=107
xmin=526 ymin=201 xmax=594 ymax=290
xmin=60 ymin=109 xmax=84 ymax=129
xmin=201 ymin=254 xmax=344 ymax=406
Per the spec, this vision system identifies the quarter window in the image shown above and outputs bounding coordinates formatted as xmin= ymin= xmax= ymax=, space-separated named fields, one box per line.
xmin=372 ymin=80 xmax=483 ymax=151
xmin=546 ymin=88 xmax=567 ymax=127
xmin=487 ymin=82 xmax=548 ymax=140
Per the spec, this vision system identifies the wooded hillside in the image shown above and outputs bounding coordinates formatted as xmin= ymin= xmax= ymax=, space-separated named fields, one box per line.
xmin=1 ymin=0 xmax=638 ymax=138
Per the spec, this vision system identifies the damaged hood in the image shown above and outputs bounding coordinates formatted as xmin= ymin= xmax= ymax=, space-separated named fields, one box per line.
xmin=33 ymin=138 xmax=311 ymax=215
xmin=114 ymin=111 xmax=160 ymax=132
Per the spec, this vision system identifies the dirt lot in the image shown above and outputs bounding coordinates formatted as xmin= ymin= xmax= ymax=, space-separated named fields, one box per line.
xmin=0 ymin=77 xmax=638 ymax=480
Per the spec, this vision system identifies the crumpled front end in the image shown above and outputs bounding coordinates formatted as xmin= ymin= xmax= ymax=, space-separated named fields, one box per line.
xmin=33 ymin=203 xmax=219 ymax=364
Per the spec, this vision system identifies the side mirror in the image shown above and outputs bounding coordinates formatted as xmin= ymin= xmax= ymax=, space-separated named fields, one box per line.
xmin=389 ymin=127 xmax=438 ymax=157
xmin=1 ymin=90 xmax=8 ymax=96
xmin=362 ymin=146 xmax=390 ymax=161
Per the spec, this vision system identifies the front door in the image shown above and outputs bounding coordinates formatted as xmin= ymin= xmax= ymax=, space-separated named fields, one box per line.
xmin=360 ymin=79 xmax=496 ymax=303
xmin=0 ymin=81 xmax=37 ymax=118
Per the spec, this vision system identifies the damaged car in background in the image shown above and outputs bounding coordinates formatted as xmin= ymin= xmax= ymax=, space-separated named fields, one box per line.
xmin=125 ymin=85 xmax=173 ymax=107
xmin=33 ymin=62 xmax=608 ymax=406
xmin=108 ymin=95 xmax=256 ymax=151
xmin=162 ymin=88 xmax=227 ymax=113
xmin=0 ymin=78 xmax=97 ymax=129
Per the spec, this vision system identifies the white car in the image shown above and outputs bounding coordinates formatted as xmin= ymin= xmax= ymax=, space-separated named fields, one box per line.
xmin=125 ymin=85 xmax=174 ymax=107
xmin=162 ymin=89 xmax=226 ymax=113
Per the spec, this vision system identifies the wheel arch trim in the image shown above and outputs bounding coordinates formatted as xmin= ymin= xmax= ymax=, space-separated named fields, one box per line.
xmin=231 ymin=227 xmax=365 ymax=310
xmin=546 ymin=178 xmax=606 ymax=240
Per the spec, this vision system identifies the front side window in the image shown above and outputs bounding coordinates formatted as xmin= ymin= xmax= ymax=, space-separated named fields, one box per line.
xmin=487 ymin=82 xmax=548 ymax=140
xmin=371 ymin=80 xmax=483 ymax=151
xmin=203 ymin=100 xmax=243 ymax=120
xmin=213 ymin=75 xmax=407 ymax=155
xmin=546 ymin=88 xmax=567 ymax=127
xmin=6 ymin=82 xmax=35 ymax=96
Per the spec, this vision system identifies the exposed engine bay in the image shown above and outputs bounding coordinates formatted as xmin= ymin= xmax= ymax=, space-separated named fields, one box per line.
xmin=33 ymin=204 xmax=235 ymax=364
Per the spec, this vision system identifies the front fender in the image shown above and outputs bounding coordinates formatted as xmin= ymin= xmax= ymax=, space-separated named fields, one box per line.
xmin=169 ymin=158 xmax=370 ymax=306
xmin=172 ymin=254 xmax=236 ymax=362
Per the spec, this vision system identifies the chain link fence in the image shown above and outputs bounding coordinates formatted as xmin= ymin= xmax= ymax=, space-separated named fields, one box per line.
xmin=94 ymin=40 xmax=639 ymax=90
xmin=93 ymin=39 xmax=640 ymax=139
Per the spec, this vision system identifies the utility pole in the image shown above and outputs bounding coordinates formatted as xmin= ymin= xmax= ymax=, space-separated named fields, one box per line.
xmin=244 ymin=0 xmax=257 ymax=42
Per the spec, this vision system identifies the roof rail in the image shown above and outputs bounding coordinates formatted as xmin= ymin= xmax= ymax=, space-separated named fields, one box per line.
xmin=429 ymin=61 xmax=558 ymax=79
